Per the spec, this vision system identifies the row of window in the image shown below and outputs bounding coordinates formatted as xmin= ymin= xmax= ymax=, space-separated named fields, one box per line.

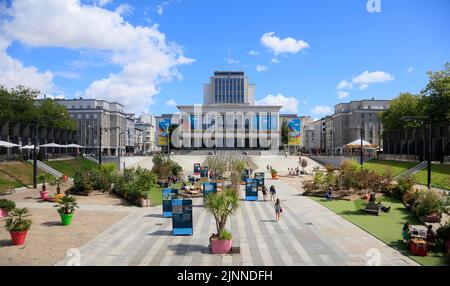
xmin=214 ymin=77 xmax=245 ymax=104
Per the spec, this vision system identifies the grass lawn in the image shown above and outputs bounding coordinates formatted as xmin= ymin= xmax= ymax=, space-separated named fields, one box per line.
xmin=414 ymin=164 xmax=450 ymax=190
xmin=363 ymin=159 xmax=418 ymax=177
xmin=309 ymin=195 xmax=448 ymax=266
xmin=45 ymin=158 xmax=98 ymax=178
xmin=0 ymin=161 xmax=54 ymax=191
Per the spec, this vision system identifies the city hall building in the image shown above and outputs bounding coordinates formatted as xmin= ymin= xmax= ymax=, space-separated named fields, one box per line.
xmin=156 ymin=71 xmax=306 ymax=151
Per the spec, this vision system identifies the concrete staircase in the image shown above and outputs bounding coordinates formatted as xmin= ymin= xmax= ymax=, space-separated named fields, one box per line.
xmin=396 ymin=161 xmax=427 ymax=179
xmin=28 ymin=160 xmax=63 ymax=178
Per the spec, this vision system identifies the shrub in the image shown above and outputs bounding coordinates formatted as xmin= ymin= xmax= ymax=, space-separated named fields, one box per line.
xmin=302 ymin=180 xmax=316 ymax=193
xmin=68 ymin=172 xmax=93 ymax=196
xmin=415 ymin=190 xmax=446 ymax=217
xmin=90 ymin=163 xmax=116 ymax=192
xmin=0 ymin=199 xmax=16 ymax=211
xmin=392 ymin=176 xmax=415 ymax=198
xmin=151 ymin=154 xmax=183 ymax=179
xmin=313 ymin=170 xmax=325 ymax=189
xmin=219 ymin=229 xmax=233 ymax=240
xmin=437 ymin=221 xmax=450 ymax=242
xmin=5 ymin=208 xmax=32 ymax=232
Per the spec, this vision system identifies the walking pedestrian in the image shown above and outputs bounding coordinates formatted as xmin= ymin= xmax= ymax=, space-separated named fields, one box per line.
xmin=269 ymin=185 xmax=276 ymax=201
xmin=262 ymin=185 xmax=268 ymax=202
xmin=274 ymin=199 xmax=282 ymax=223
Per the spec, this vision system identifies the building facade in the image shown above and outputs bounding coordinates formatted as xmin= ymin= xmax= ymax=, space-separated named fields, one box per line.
xmin=55 ymin=98 xmax=135 ymax=156
xmin=156 ymin=71 xmax=305 ymax=152
xmin=303 ymin=99 xmax=389 ymax=155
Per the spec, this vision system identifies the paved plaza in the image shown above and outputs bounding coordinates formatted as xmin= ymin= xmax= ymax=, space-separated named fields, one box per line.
xmin=55 ymin=169 xmax=417 ymax=266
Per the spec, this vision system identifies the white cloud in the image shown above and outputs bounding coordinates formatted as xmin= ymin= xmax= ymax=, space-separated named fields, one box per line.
xmin=157 ymin=1 xmax=175 ymax=15
xmin=352 ymin=70 xmax=394 ymax=90
xmin=407 ymin=66 xmax=415 ymax=73
xmin=166 ymin=99 xmax=177 ymax=107
xmin=247 ymin=50 xmax=259 ymax=56
xmin=1 ymin=0 xmax=194 ymax=113
xmin=256 ymin=64 xmax=268 ymax=72
xmin=54 ymin=71 xmax=81 ymax=79
xmin=115 ymin=4 xmax=134 ymax=16
xmin=337 ymin=80 xmax=352 ymax=90
xmin=0 ymin=36 xmax=54 ymax=92
xmin=270 ymin=58 xmax=280 ymax=64
xmin=337 ymin=91 xmax=350 ymax=99
xmin=311 ymin=106 xmax=332 ymax=115
xmin=260 ymin=32 xmax=309 ymax=55
xmin=93 ymin=0 xmax=113 ymax=7
xmin=256 ymin=94 xmax=298 ymax=113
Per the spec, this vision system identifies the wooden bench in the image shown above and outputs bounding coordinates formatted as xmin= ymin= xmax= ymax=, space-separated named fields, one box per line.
xmin=0 ymin=188 xmax=16 ymax=196
xmin=364 ymin=203 xmax=381 ymax=215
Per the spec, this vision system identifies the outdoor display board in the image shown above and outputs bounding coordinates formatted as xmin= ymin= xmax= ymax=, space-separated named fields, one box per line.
xmin=200 ymin=166 xmax=209 ymax=178
xmin=241 ymin=168 xmax=250 ymax=181
xmin=158 ymin=118 xmax=171 ymax=146
xmin=193 ymin=163 xmax=201 ymax=175
xmin=203 ymin=182 xmax=217 ymax=206
xmin=162 ymin=188 xmax=179 ymax=217
xmin=288 ymin=118 xmax=301 ymax=146
xmin=245 ymin=178 xmax=258 ymax=201
xmin=254 ymin=172 xmax=265 ymax=191
xmin=172 ymin=199 xmax=193 ymax=236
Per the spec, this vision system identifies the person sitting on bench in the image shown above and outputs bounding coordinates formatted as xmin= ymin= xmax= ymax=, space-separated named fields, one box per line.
xmin=367 ymin=192 xmax=391 ymax=213
xmin=402 ymin=222 xmax=412 ymax=243
xmin=324 ymin=187 xmax=333 ymax=201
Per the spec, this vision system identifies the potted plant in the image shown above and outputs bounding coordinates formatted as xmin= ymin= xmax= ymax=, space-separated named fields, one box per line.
xmin=55 ymin=195 xmax=79 ymax=226
xmin=205 ymin=188 xmax=239 ymax=254
xmin=0 ymin=199 xmax=16 ymax=218
xmin=5 ymin=208 xmax=32 ymax=245
xmin=39 ymin=174 xmax=49 ymax=200
xmin=271 ymin=168 xmax=278 ymax=179
xmin=437 ymin=222 xmax=450 ymax=253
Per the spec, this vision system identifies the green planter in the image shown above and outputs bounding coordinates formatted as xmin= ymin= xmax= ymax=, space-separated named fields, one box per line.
xmin=60 ymin=213 xmax=74 ymax=226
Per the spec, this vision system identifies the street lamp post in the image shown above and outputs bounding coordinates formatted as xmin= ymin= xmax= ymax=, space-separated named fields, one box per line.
xmin=401 ymin=116 xmax=432 ymax=189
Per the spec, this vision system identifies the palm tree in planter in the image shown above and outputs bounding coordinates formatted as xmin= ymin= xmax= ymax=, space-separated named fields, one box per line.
xmin=55 ymin=196 xmax=79 ymax=226
xmin=0 ymin=199 xmax=16 ymax=218
xmin=205 ymin=188 xmax=239 ymax=254
xmin=5 ymin=208 xmax=32 ymax=245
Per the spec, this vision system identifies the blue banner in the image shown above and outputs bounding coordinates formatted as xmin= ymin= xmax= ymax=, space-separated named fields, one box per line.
xmin=194 ymin=163 xmax=201 ymax=175
xmin=172 ymin=199 xmax=193 ymax=236
xmin=245 ymin=178 xmax=258 ymax=201
xmin=203 ymin=182 xmax=217 ymax=206
xmin=162 ymin=188 xmax=178 ymax=217
xmin=200 ymin=166 xmax=209 ymax=178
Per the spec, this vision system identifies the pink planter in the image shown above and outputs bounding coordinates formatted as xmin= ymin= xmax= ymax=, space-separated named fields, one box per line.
xmin=211 ymin=239 xmax=232 ymax=254
xmin=41 ymin=191 xmax=49 ymax=201
xmin=0 ymin=209 xmax=9 ymax=218
xmin=10 ymin=231 xmax=28 ymax=245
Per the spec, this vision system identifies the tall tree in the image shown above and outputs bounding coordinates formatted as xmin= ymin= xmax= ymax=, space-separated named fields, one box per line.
xmin=379 ymin=92 xmax=423 ymax=132
xmin=281 ymin=119 xmax=289 ymax=145
xmin=420 ymin=62 xmax=450 ymax=123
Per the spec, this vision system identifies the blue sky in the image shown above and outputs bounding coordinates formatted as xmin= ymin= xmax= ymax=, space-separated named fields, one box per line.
xmin=0 ymin=0 xmax=449 ymax=118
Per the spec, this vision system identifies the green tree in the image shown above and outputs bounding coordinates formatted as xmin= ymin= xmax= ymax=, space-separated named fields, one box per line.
xmin=420 ymin=62 xmax=450 ymax=123
xmin=281 ymin=119 xmax=289 ymax=145
xmin=379 ymin=92 xmax=423 ymax=131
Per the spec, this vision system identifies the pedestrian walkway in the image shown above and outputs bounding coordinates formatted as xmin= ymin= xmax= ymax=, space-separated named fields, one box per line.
xmin=55 ymin=173 xmax=417 ymax=266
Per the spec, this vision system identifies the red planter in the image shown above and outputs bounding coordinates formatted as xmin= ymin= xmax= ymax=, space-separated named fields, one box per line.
xmin=10 ymin=230 xmax=28 ymax=246
xmin=211 ymin=239 xmax=232 ymax=254
xmin=0 ymin=209 xmax=9 ymax=218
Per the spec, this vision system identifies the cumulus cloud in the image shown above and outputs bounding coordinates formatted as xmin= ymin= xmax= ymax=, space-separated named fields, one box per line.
xmin=256 ymin=64 xmax=268 ymax=72
xmin=337 ymin=91 xmax=350 ymax=99
xmin=93 ymin=0 xmax=113 ymax=7
xmin=166 ymin=99 xmax=177 ymax=107
xmin=256 ymin=94 xmax=298 ymax=113
xmin=260 ymin=32 xmax=309 ymax=55
xmin=311 ymin=106 xmax=332 ymax=115
xmin=352 ymin=71 xmax=393 ymax=90
xmin=115 ymin=4 xmax=134 ymax=16
xmin=1 ymin=0 xmax=194 ymax=113
xmin=247 ymin=50 xmax=259 ymax=56
xmin=270 ymin=58 xmax=280 ymax=64
xmin=337 ymin=80 xmax=352 ymax=90
xmin=407 ymin=66 xmax=415 ymax=73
